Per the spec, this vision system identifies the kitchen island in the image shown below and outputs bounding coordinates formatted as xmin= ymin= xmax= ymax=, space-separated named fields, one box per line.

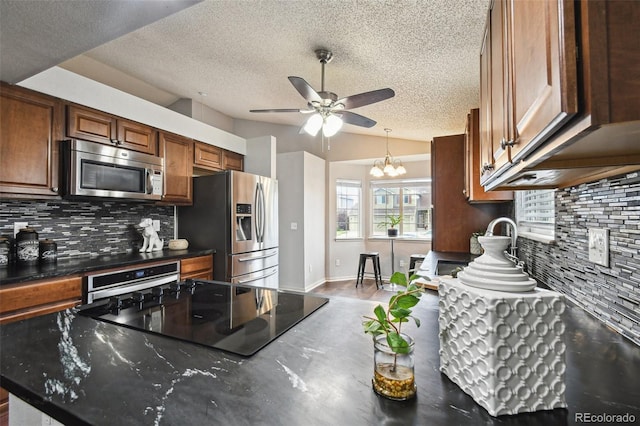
xmin=1 ymin=287 xmax=639 ymax=425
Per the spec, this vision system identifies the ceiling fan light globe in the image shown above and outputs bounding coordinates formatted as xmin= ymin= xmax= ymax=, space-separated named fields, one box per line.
xmin=323 ymin=115 xmax=343 ymax=137
xmin=303 ymin=113 xmax=323 ymax=136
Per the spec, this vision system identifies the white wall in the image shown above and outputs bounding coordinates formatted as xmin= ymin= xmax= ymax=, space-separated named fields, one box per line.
xmin=245 ymin=136 xmax=276 ymax=179
xmin=276 ymin=151 xmax=325 ymax=292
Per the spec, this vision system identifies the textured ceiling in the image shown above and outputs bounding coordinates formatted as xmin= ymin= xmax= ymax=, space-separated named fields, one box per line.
xmin=9 ymin=0 xmax=491 ymax=142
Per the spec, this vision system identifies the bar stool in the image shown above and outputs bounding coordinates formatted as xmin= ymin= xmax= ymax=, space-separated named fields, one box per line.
xmin=356 ymin=252 xmax=382 ymax=289
xmin=409 ymin=254 xmax=427 ymax=272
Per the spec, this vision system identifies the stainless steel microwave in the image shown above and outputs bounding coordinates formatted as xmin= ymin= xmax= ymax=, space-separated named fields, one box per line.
xmin=62 ymin=139 xmax=163 ymax=201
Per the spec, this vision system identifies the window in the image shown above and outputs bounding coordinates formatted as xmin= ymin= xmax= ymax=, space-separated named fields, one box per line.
xmin=370 ymin=179 xmax=432 ymax=239
xmin=336 ymin=179 xmax=362 ymax=239
xmin=515 ymin=189 xmax=555 ymax=241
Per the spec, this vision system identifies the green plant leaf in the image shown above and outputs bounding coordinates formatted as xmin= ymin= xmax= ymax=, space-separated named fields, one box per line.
xmin=413 ymin=317 xmax=421 ymax=328
xmin=389 ymin=271 xmax=408 ymax=287
xmin=373 ymin=305 xmax=386 ymax=323
xmin=389 ymin=307 xmax=412 ymax=319
xmin=387 ymin=332 xmax=410 ymax=354
xmin=395 ymin=294 xmax=419 ymax=309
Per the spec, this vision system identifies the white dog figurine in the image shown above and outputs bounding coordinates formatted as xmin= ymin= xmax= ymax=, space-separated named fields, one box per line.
xmin=138 ymin=218 xmax=164 ymax=252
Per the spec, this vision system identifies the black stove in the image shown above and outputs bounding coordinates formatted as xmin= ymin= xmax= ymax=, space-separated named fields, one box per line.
xmin=79 ymin=280 xmax=329 ymax=357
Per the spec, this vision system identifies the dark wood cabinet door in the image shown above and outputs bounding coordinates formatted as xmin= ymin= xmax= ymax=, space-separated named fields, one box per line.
xmin=0 ymin=83 xmax=63 ymax=198
xmin=193 ymin=141 xmax=223 ymax=171
xmin=67 ymin=104 xmax=116 ymax=143
xmin=479 ymin=22 xmax=496 ymax=184
xmin=465 ymin=109 xmax=512 ymax=202
xmin=223 ymin=150 xmax=244 ymax=171
xmin=159 ymin=132 xmax=193 ymax=205
xmin=506 ymin=0 xmax=578 ymax=162
xmin=68 ymin=105 xmax=157 ymax=155
xmin=488 ymin=0 xmax=510 ymax=175
xmin=116 ymin=118 xmax=157 ymax=155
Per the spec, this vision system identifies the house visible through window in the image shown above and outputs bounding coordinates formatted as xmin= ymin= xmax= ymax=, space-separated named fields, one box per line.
xmin=336 ymin=179 xmax=362 ymax=239
xmin=515 ymin=189 xmax=555 ymax=240
xmin=370 ymin=179 xmax=432 ymax=239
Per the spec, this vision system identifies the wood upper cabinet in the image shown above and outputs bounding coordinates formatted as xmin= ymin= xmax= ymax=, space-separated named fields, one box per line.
xmin=194 ymin=140 xmax=244 ymax=173
xmin=480 ymin=0 xmax=577 ymax=184
xmin=483 ymin=0 xmax=640 ymax=190
xmin=223 ymin=150 xmax=244 ymax=171
xmin=67 ymin=104 xmax=157 ymax=155
xmin=506 ymin=0 xmax=577 ymax=162
xmin=464 ymin=109 xmax=512 ymax=203
xmin=159 ymin=132 xmax=193 ymax=205
xmin=0 ymin=83 xmax=63 ymax=198
xmin=193 ymin=141 xmax=223 ymax=171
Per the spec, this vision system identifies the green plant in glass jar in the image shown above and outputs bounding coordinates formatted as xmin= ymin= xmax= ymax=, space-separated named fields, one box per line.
xmin=362 ymin=271 xmax=424 ymax=400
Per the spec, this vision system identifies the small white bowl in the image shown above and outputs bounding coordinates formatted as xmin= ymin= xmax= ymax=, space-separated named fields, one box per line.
xmin=168 ymin=239 xmax=189 ymax=250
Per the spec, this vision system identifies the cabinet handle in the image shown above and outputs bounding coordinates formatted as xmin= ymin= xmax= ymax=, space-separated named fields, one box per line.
xmin=51 ymin=187 xmax=58 ymax=193
xmin=500 ymin=138 xmax=516 ymax=150
xmin=482 ymin=163 xmax=494 ymax=173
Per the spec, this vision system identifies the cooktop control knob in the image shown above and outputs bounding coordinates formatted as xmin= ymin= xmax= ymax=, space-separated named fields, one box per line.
xmin=132 ymin=291 xmax=145 ymax=303
xmin=170 ymin=282 xmax=181 ymax=292
xmin=152 ymin=287 xmax=164 ymax=302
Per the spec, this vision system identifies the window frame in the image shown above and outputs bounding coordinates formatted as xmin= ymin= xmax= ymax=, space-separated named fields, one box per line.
xmin=335 ymin=178 xmax=363 ymax=240
xmin=369 ymin=178 xmax=432 ymax=240
xmin=515 ymin=189 xmax=556 ymax=243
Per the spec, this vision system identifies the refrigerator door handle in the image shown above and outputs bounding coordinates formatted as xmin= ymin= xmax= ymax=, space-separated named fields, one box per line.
xmin=255 ymin=181 xmax=265 ymax=243
xmin=237 ymin=250 xmax=277 ymax=262
xmin=235 ymin=268 xmax=278 ymax=284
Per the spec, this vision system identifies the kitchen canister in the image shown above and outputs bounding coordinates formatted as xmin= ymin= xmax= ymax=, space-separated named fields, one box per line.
xmin=16 ymin=227 xmax=39 ymax=265
xmin=0 ymin=237 xmax=9 ymax=268
xmin=39 ymin=239 xmax=58 ymax=264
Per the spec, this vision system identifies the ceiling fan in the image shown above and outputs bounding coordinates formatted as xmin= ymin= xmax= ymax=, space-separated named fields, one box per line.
xmin=250 ymin=49 xmax=395 ymax=137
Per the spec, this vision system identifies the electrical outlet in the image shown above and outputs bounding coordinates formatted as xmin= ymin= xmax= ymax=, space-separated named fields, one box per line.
xmin=152 ymin=220 xmax=160 ymax=232
xmin=290 ymin=222 xmax=298 ymax=230
xmin=399 ymin=260 xmax=406 ymax=268
xmin=588 ymin=228 xmax=609 ymax=267
xmin=335 ymin=259 xmax=341 ymax=267
xmin=14 ymin=221 xmax=28 ymax=237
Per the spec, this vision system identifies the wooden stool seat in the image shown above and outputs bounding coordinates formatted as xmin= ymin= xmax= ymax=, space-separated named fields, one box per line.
xmin=356 ymin=252 xmax=382 ymax=289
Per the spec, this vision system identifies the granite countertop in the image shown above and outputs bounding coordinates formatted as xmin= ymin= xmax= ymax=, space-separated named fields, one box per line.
xmin=2 ymin=289 xmax=639 ymax=425
xmin=0 ymin=248 xmax=215 ymax=286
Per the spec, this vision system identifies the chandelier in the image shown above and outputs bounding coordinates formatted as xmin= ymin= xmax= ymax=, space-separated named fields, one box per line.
xmin=370 ymin=128 xmax=406 ymax=177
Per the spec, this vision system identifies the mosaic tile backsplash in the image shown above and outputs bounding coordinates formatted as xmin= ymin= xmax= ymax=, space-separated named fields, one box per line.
xmin=0 ymin=200 xmax=174 ymax=258
xmin=519 ymin=173 xmax=640 ymax=346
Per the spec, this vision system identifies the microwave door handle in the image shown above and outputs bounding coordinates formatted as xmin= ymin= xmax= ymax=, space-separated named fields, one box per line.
xmin=146 ymin=169 xmax=153 ymax=194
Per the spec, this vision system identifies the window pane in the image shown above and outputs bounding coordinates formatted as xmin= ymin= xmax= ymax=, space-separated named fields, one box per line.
xmin=370 ymin=179 xmax=432 ymax=239
xmin=336 ymin=179 xmax=361 ymax=238
xmin=516 ymin=189 xmax=555 ymax=237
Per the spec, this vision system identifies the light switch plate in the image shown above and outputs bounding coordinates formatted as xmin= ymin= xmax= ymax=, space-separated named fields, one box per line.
xmin=588 ymin=228 xmax=609 ymax=267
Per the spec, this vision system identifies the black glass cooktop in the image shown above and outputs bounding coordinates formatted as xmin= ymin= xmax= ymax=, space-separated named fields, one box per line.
xmin=78 ymin=280 xmax=329 ymax=356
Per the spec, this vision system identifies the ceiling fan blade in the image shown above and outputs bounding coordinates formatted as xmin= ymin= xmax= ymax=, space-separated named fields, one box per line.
xmin=337 ymin=88 xmax=395 ymax=110
xmin=288 ymin=76 xmax=322 ymax=103
xmin=250 ymin=108 xmax=305 ymax=113
xmin=338 ymin=111 xmax=377 ymax=128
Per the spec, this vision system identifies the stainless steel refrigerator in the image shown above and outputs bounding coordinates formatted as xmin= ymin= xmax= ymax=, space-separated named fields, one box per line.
xmin=178 ymin=170 xmax=279 ymax=288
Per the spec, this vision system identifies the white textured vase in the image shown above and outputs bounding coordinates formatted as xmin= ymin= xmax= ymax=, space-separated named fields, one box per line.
xmin=458 ymin=236 xmax=537 ymax=292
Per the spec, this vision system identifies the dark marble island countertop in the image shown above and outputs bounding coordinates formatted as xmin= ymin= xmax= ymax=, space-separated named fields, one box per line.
xmin=0 ymin=248 xmax=215 ymax=286
xmin=2 ymin=290 xmax=640 ymax=425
